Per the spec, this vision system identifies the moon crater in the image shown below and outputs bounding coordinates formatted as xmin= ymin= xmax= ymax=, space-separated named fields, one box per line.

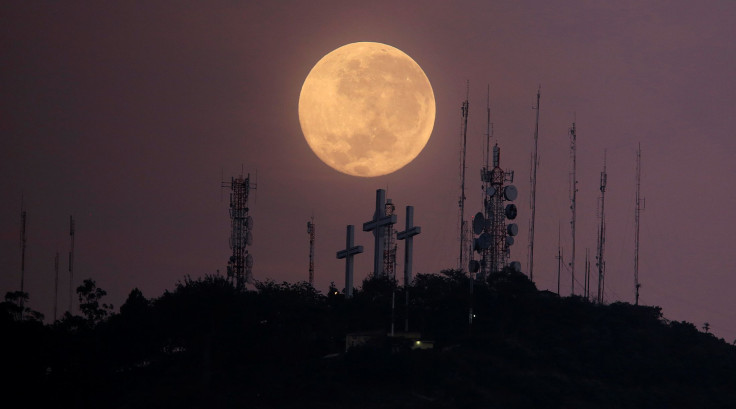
xmin=299 ymin=42 xmax=435 ymax=177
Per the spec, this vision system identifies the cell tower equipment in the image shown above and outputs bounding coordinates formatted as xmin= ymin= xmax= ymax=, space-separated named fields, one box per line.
xmin=223 ymin=174 xmax=256 ymax=290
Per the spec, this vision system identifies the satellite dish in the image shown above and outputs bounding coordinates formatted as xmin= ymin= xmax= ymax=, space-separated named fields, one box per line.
xmin=486 ymin=186 xmax=496 ymax=197
xmin=246 ymin=231 xmax=253 ymax=246
xmin=246 ymin=216 xmax=254 ymax=230
xmin=246 ymin=254 xmax=254 ymax=268
xmin=507 ymin=223 xmax=519 ymax=236
xmin=472 ymin=212 xmax=485 ymax=235
xmin=509 ymin=261 xmax=521 ymax=272
xmin=505 ymin=204 xmax=517 ymax=220
xmin=505 ymin=236 xmax=514 ymax=246
xmin=478 ymin=232 xmax=492 ymax=250
xmin=468 ymin=260 xmax=480 ymax=273
xmin=503 ymin=185 xmax=518 ymax=201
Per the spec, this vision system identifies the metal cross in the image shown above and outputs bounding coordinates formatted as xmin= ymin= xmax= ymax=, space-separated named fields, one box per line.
xmin=397 ymin=206 xmax=421 ymax=287
xmin=336 ymin=225 xmax=363 ymax=298
xmin=362 ymin=189 xmax=397 ymax=278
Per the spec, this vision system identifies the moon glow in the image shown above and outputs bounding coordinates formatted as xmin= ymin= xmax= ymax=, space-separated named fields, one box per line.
xmin=299 ymin=42 xmax=436 ymax=177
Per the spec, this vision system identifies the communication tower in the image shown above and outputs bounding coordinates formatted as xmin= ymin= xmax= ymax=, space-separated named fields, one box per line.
xmin=223 ymin=174 xmax=255 ymax=290
xmin=307 ymin=217 xmax=315 ymax=286
xmin=596 ymin=152 xmax=607 ymax=304
xmin=457 ymin=84 xmax=470 ymax=271
xmin=469 ymin=89 xmax=519 ymax=278
xmin=383 ymin=199 xmax=398 ymax=280
xmin=584 ymin=248 xmax=591 ymax=301
xmin=568 ymin=121 xmax=578 ymax=295
xmin=634 ymin=143 xmax=645 ymax=305
xmin=527 ymin=87 xmax=541 ymax=281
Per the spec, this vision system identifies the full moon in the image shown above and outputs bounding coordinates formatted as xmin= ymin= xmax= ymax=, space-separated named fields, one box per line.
xmin=298 ymin=42 xmax=435 ymax=177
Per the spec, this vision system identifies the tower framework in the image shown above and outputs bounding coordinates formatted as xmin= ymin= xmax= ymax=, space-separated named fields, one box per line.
xmin=224 ymin=174 xmax=255 ymax=290
xmin=307 ymin=217 xmax=315 ymax=286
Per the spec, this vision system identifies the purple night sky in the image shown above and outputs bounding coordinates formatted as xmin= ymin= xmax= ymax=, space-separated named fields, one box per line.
xmin=2 ymin=2 xmax=735 ymax=341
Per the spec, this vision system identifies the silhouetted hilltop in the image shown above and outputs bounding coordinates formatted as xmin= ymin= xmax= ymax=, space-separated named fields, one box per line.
xmin=3 ymin=270 xmax=736 ymax=408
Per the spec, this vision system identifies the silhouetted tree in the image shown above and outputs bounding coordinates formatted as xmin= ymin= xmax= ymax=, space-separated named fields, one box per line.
xmin=77 ymin=279 xmax=112 ymax=324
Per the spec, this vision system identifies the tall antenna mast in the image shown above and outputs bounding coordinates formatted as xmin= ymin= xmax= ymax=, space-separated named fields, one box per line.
xmin=583 ymin=247 xmax=590 ymax=301
xmin=556 ymin=221 xmax=562 ymax=295
xmin=68 ymin=215 xmax=75 ymax=313
xmin=634 ymin=143 xmax=644 ymax=305
xmin=596 ymin=151 xmax=607 ymax=304
xmin=54 ymin=251 xmax=59 ymax=321
xmin=307 ymin=216 xmax=315 ymax=286
xmin=458 ymin=82 xmax=470 ymax=270
xmin=19 ymin=200 xmax=27 ymax=314
xmin=569 ymin=121 xmax=577 ymax=295
xmin=528 ymin=86 xmax=541 ymax=281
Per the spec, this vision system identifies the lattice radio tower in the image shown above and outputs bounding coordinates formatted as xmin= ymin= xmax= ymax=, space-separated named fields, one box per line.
xmin=224 ymin=174 xmax=255 ymax=290
xmin=383 ymin=199 xmax=398 ymax=280
xmin=307 ymin=216 xmax=315 ymax=286
xmin=634 ymin=143 xmax=645 ymax=305
xmin=569 ymin=121 xmax=578 ymax=295
xmin=470 ymin=88 xmax=519 ymax=277
xmin=527 ymin=87 xmax=541 ymax=281
xmin=457 ymin=83 xmax=470 ymax=271
xmin=596 ymin=151 xmax=607 ymax=304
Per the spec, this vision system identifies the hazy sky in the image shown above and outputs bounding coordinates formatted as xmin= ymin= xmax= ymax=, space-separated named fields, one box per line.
xmin=2 ymin=1 xmax=735 ymax=341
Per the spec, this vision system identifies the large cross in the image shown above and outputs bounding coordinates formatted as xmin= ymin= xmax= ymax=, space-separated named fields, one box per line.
xmin=362 ymin=189 xmax=396 ymax=278
xmin=397 ymin=206 xmax=421 ymax=287
xmin=336 ymin=225 xmax=363 ymax=298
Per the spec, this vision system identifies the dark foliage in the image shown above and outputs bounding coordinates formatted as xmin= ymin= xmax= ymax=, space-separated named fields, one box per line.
xmin=3 ymin=271 xmax=736 ymax=408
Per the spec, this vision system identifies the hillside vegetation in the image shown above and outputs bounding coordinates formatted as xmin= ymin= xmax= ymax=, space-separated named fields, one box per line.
xmin=3 ymin=269 xmax=736 ymax=408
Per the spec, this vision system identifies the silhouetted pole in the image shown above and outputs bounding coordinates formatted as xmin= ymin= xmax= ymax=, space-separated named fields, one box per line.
xmin=19 ymin=205 xmax=27 ymax=314
xmin=569 ymin=121 xmax=577 ymax=296
xmin=397 ymin=206 xmax=421 ymax=332
xmin=54 ymin=252 xmax=59 ymax=321
xmin=337 ymin=225 xmax=363 ymax=298
xmin=68 ymin=215 xmax=75 ymax=313
xmin=458 ymin=84 xmax=469 ymax=270
xmin=634 ymin=143 xmax=644 ymax=305
xmin=528 ymin=86 xmax=541 ymax=282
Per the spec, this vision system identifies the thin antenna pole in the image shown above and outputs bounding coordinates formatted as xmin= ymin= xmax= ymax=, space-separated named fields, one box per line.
xmin=528 ymin=86 xmax=541 ymax=282
xmin=307 ymin=216 xmax=315 ymax=286
xmin=634 ymin=143 xmax=643 ymax=305
xmin=556 ymin=221 xmax=562 ymax=295
xmin=68 ymin=215 xmax=75 ymax=313
xmin=19 ymin=200 xmax=27 ymax=314
xmin=596 ymin=151 xmax=607 ymax=304
xmin=569 ymin=121 xmax=577 ymax=296
xmin=584 ymin=248 xmax=590 ymax=300
xmin=458 ymin=82 xmax=470 ymax=270
xmin=54 ymin=252 xmax=59 ymax=321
